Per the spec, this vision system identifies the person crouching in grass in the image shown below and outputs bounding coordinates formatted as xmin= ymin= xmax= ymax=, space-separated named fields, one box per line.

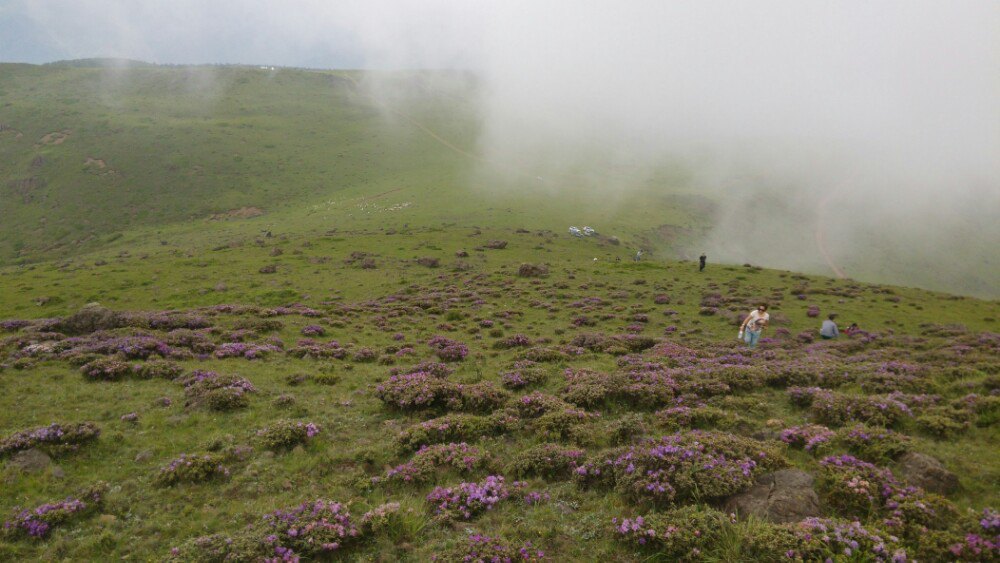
xmin=820 ymin=314 xmax=839 ymax=339
xmin=739 ymin=304 xmax=769 ymax=348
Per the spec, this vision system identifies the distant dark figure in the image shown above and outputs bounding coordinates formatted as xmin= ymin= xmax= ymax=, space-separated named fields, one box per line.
xmin=616 ymin=256 xmax=621 ymax=262
xmin=845 ymin=323 xmax=859 ymax=336
xmin=699 ymin=254 xmax=707 ymax=271
xmin=820 ymin=314 xmax=839 ymax=339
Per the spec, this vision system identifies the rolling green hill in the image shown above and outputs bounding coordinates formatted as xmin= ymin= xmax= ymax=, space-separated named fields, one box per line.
xmin=0 ymin=62 xmax=998 ymax=561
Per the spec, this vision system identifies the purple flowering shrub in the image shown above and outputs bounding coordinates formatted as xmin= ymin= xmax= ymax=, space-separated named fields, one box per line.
xmin=655 ymin=405 xmax=747 ymax=431
xmin=390 ymin=361 xmax=454 ymax=378
xmin=1 ymin=482 xmax=108 ymax=540
xmin=253 ymin=420 xmax=321 ymax=450
xmin=779 ymin=424 xmax=836 ymax=453
xmin=0 ymin=422 xmax=101 ymax=457
xmin=437 ymin=534 xmax=545 ymax=561
xmin=259 ymin=500 xmax=361 ymax=558
xmin=426 ymin=475 xmax=514 ymax=520
xmin=493 ymin=334 xmax=533 ymax=350
xmin=167 ymin=499 xmax=362 ymax=561
xmin=214 ymin=341 xmax=281 ymax=360
xmin=80 ymin=357 xmax=133 ymax=381
xmin=133 ymin=359 xmax=184 ymax=380
xmin=181 ymin=370 xmax=257 ymax=411
xmin=505 ymin=443 xmax=584 ymax=479
xmin=574 ymin=431 xmax=785 ymax=504
xmin=286 ymin=339 xmax=348 ymax=359
xmin=613 ymin=505 xmax=729 ymax=557
xmin=154 ymin=453 xmax=230 ymax=486
xmin=359 ymin=502 xmax=402 ymax=534
xmin=395 ymin=414 xmax=510 ymax=452
xmin=300 ymin=324 xmax=325 ymax=337
xmin=374 ymin=373 xmax=508 ymax=413
xmin=375 ymin=372 xmax=456 ymax=410
xmin=788 ymin=518 xmax=909 ymax=562
xmin=377 ymin=442 xmax=489 ymax=484
xmin=787 ymin=387 xmax=912 ymax=427
xmin=837 ymin=425 xmax=911 ymax=463
xmin=817 ymin=455 xmax=901 ymax=516
xmin=500 ymin=360 xmax=548 ymax=389
xmin=427 ymin=335 xmax=469 ymax=362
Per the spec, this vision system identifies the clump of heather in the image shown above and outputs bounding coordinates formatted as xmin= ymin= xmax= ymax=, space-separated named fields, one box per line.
xmin=133 ymin=359 xmax=184 ymax=380
xmin=837 ymin=424 xmax=911 ymax=463
xmin=613 ymin=505 xmax=728 ymax=558
xmin=506 ymin=443 xmax=584 ymax=479
xmin=259 ymin=499 xmax=361 ymax=558
xmin=655 ymin=405 xmax=746 ymax=431
xmin=573 ymin=431 xmax=785 ymax=504
xmin=427 ymin=335 xmax=468 ymax=362
xmin=817 ymin=455 xmax=899 ymax=516
xmin=493 ymin=334 xmax=532 ymax=350
xmin=154 ymin=453 xmax=230 ymax=486
xmin=780 ymin=424 xmax=836 ymax=453
xmin=300 ymin=324 xmax=325 ymax=337
xmin=437 ymin=534 xmax=545 ymax=562
xmin=426 ymin=475 xmax=512 ymax=520
xmin=120 ymin=412 xmax=139 ymax=423
xmin=0 ymin=422 xmax=101 ymax=457
xmin=213 ymin=341 xmax=281 ymax=360
xmin=181 ymin=370 xmax=257 ymax=411
xmin=374 ymin=373 xmax=508 ymax=413
xmin=286 ymin=339 xmax=348 ymax=359
xmin=943 ymin=508 xmax=1000 ymax=561
xmin=1 ymin=482 xmax=107 ymax=540
xmin=375 ymin=371 xmax=457 ymax=410
xmin=395 ymin=414 xmax=510 ymax=452
xmin=787 ymin=387 xmax=912 ymax=427
xmin=166 ymin=499 xmax=361 ymax=561
xmin=359 ymin=502 xmax=402 ymax=534
xmin=254 ymin=420 xmax=321 ymax=451
xmin=788 ymin=518 xmax=909 ymax=562
xmin=389 ymin=361 xmax=454 ymax=378
xmin=500 ymin=360 xmax=547 ymax=389
xmin=377 ymin=442 xmax=488 ymax=484
xmin=80 ymin=357 xmax=133 ymax=381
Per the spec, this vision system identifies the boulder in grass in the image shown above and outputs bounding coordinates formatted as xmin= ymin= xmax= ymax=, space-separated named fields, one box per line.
xmin=896 ymin=452 xmax=959 ymax=495
xmin=57 ymin=303 xmax=123 ymax=335
xmin=485 ymin=240 xmax=508 ymax=249
xmin=259 ymin=264 xmax=277 ymax=274
xmin=517 ymin=263 xmax=549 ymax=278
xmin=723 ymin=469 xmax=821 ymax=523
xmin=8 ymin=448 xmax=52 ymax=473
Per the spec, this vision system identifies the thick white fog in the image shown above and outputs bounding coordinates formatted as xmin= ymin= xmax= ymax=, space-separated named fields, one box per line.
xmin=5 ymin=1 xmax=999 ymax=294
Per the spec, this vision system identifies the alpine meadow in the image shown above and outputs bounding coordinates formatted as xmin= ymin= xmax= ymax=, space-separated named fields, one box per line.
xmin=1 ymin=55 xmax=998 ymax=562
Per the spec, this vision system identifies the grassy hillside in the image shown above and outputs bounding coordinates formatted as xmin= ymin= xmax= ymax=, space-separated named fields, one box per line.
xmin=1 ymin=62 xmax=998 ymax=561
xmin=1 ymin=223 xmax=998 ymax=560
xmin=0 ymin=63 xmax=702 ymax=267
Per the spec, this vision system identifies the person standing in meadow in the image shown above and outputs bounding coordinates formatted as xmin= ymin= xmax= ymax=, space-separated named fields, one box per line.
xmin=739 ymin=304 xmax=769 ymax=348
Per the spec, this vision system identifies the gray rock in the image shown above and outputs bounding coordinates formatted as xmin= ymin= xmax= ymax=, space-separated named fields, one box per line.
xmin=134 ymin=450 xmax=154 ymax=463
xmin=8 ymin=448 xmax=52 ymax=473
xmin=897 ymin=452 xmax=959 ymax=495
xmin=723 ymin=469 xmax=821 ymax=523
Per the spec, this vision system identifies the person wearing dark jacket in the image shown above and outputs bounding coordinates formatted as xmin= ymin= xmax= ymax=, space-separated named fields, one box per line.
xmin=699 ymin=254 xmax=707 ymax=271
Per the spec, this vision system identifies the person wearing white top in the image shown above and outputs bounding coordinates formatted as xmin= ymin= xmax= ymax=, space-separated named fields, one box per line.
xmin=739 ymin=304 xmax=770 ymax=348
